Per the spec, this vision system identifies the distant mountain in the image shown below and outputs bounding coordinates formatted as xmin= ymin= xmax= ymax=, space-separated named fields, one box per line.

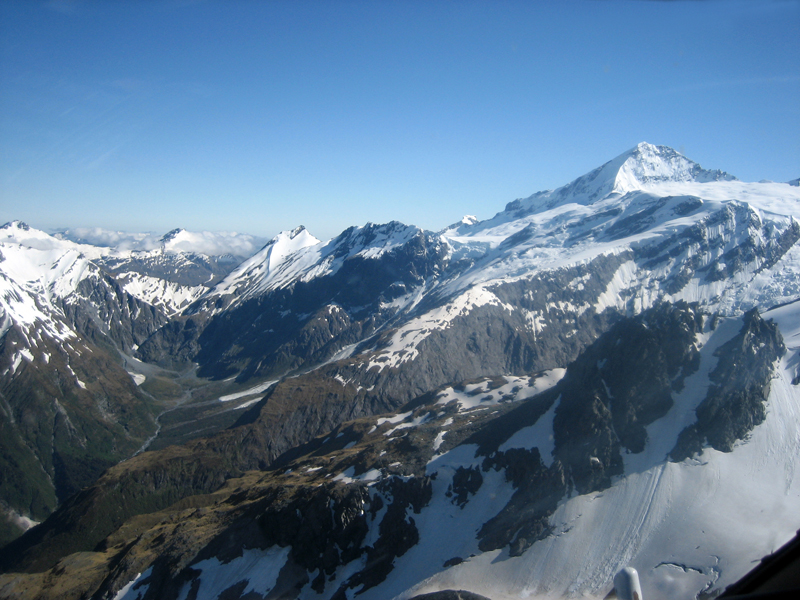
xmin=494 ymin=141 xmax=737 ymax=219
xmin=56 ymin=226 xmax=267 ymax=257
xmin=0 ymin=143 xmax=798 ymax=600
xmin=56 ymin=225 xmax=267 ymax=291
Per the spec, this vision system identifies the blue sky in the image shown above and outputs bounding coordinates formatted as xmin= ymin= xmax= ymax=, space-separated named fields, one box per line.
xmin=1 ymin=0 xmax=798 ymax=242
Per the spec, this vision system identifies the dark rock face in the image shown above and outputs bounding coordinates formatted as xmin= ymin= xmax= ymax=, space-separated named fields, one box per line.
xmin=447 ymin=467 xmax=483 ymax=508
xmin=192 ymin=299 xmax=370 ymax=382
xmin=97 ymin=252 xmax=241 ymax=287
xmin=478 ymin=449 xmax=565 ymax=556
xmin=132 ymin=313 xmax=209 ymax=369
xmin=257 ymin=484 xmax=371 ymax=592
xmin=473 ymin=302 xmax=708 ymax=555
xmin=551 ymin=301 xmax=704 ymax=490
xmin=671 ymin=309 xmax=785 ymax=461
xmin=137 ymin=225 xmax=450 ymax=380
xmin=60 ymin=274 xmax=170 ymax=353
xmin=331 ymin=475 xmax=433 ymax=597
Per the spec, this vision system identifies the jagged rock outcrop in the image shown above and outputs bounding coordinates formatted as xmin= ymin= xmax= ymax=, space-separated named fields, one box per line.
xmin=671 ymin=308 xmax=785 ymax=460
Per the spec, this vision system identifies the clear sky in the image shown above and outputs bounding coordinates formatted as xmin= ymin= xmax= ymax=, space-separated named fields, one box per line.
xmin=1 ymin=0 xmax=798 ymax=242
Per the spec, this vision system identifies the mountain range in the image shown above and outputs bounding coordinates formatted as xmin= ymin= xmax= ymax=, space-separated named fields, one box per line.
xmin=0 ymin=142 xmax=798 ymax=599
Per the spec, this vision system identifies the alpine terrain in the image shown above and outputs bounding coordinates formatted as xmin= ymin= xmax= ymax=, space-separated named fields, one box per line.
xmin=0 ymin=142 xmax=798 ymax=600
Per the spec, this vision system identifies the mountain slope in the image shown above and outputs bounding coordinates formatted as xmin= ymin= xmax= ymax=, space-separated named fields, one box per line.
xmin=0 ymin=223 xmax=177 ymax=545
xmin=137 ymin=221 xmax=451 ymax=381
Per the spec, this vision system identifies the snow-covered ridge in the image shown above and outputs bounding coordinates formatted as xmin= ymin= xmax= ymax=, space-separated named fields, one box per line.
xmin=207 ymin=222 xmax=427 ymax=307
xmin=378 ymin=146 xmax=798 ymax=375
xmin=210 ymin=225 xmax=322 ymax=301
xmin=450 ymin=143 xmax=737 ymax=234
xmin=1 ymin=221 xmax=236 ymax=316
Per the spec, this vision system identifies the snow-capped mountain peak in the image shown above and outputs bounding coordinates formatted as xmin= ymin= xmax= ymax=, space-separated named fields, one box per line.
xmin=263 ymin=225 xmax=319 ymax=271
xmin=209 ymin=226 xmax=322 ymax=302
xmin=1 ymin=220 xmax=29 ymax=233
xmin=500 ymin=142 xmax=737 ymax=219
xmin=1 ymin=220 xmax=74 ymax=252
xmin=613 ymin=141 xmax=737 ymax=191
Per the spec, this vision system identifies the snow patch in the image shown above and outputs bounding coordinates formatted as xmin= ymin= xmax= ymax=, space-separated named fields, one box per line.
xmin=175 ymin=546 xmax=290 ymax=600
xmin=218 ymin=380 xmax=277 ymax=402
xmin=499 ymin=394 xmax=560 ymax=467
xmin=333 ymin=466 xmax=382 ymax=484
xmin=113 ymin=567 xmax=154 ymax=600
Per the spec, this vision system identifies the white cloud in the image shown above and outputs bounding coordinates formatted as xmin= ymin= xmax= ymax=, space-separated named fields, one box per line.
xmin=57 ymin=227 xmax=267 ymax=257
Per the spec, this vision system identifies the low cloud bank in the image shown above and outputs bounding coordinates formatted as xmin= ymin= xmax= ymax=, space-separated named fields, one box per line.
xmin=59 ymin=227 xmax=268 ymax=258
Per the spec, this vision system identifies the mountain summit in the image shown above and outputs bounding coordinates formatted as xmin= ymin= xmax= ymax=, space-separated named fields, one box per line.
xmin=611 ymin=141 xmax=737 ymax=189
xmin=502 ymin=142 xmax=737 ymax=218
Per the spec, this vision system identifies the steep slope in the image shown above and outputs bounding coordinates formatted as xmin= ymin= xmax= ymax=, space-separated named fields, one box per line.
xmin=0 ymin=223 xmax=169 ymax=545
xmin=0 ymin=302 xmax=796 ymax=600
